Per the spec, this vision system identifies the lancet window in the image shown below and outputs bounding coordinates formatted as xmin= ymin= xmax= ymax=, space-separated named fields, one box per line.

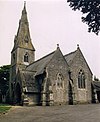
xmin=78 ymin=70 xmax=85 ymax=89
xmin=24 ymin=52 xmax=29 ymax=62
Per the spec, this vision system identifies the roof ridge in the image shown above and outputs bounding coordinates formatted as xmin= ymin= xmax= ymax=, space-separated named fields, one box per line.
xmin=27 ymin=51 xmax=55 ymax=68
xmin=64 ymin=50 xmax=76 ymax=57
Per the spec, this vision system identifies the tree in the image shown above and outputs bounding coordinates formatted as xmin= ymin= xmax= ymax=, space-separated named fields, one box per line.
xmin=0 ymin=65 xmax=10 ymax=98
xmin=67 ymin=0 xmax=100 ymax=35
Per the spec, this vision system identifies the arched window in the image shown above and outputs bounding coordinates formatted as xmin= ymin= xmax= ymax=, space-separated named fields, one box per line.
xmin=78 ymin=70 xmax=85 ymax=89
xmin=24 ymin=52 xmax=29 ymax=62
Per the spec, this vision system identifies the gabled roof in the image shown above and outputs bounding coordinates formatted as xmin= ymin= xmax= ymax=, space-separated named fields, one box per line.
xmin=26 ymin=45 xmax=69 ymax=76
xmin=64 ymin=46 xmax=92 ymax=75
xmin=23 ymin=72 xmax=38 ymax=92
xmin=18 ymin=71 xmax=38 ymax=92
xmin=15 ymin=69 xmax=39 ymax=92
xmin=64 ymin=50 xmax=77 ymax=65
xmin=26 ymin=45 xmax=92 ymax=77
xmin=26 ymin=51 xmax=55 ymax=76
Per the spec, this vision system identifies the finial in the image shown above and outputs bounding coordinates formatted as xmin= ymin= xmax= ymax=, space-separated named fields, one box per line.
xmin=57 ymin=44 xmax=59 ymax=49
xmin=24 ymin=1 xmax=26 ymax=7
xmin=77 ymin=44 xmax=79 ymax=49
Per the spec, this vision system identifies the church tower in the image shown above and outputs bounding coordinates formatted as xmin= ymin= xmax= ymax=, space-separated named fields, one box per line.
xmin=10 ymin=2 xmax=35 ymax=80
xmin=9 ymin=2 xmax=35 ymax=103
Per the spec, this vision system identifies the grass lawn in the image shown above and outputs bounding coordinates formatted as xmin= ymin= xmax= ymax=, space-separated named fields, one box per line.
xmin=0 ymin=104 xmax=11 ymax=114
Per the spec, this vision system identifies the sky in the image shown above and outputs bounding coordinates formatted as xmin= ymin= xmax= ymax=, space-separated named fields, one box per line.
xmin=0 ymin=0 xmax=100 ymax=79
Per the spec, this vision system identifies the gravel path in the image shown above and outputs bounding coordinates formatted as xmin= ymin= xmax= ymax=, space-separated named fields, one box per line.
xmin=0 ymin=104 xmax=100 ymax=122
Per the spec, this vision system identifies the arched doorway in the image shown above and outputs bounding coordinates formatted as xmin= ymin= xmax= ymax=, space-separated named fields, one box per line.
xmin=15 ymin=83 xmax=21 ymax=104
xmin=68 ymin=81 xmax=73 ymax=105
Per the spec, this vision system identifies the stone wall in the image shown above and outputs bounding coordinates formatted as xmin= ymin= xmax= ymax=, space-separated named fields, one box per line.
xmin=47 ymin=48 xmax=69 ymax=105
xmin=70 ymin=48 xmax=92 ymax=104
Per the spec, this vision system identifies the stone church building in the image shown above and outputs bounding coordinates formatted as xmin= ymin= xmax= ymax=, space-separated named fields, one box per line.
xmin=9 ymin=3 xmax=94 ymax=106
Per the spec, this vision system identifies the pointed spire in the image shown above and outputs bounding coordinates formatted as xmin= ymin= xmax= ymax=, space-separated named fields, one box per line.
xmin=16 ymin=2 xmax=28 ymax=37
xmin=18 ymin=1 xmax=28 ymax=26
xmin=22 ymin=1 xmax=27 ymax=15
xmin=12 ymin=2 xmax=35 ymax=52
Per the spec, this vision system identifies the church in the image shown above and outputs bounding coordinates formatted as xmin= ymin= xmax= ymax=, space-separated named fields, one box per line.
xmin=9 ymin=3 xmax=95 ymax=106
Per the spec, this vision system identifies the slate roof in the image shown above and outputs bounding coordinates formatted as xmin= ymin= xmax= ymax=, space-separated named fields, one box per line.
xmin=92 ymin=81 xmax=100 ymax=91
xmin=19 ymin=51 xmax=55 ymax=93
xmin=64 ymin=50 xmax=77 ymax=65
xmin=26 ymin=51 xmax=55 ymax=76
xmin=20 ymin=72 xmax=39 ymax=92
xmin=23 ymin=47 xmax=93 ymax=92
xmin=64 ymin=48 xmax=93 ymax=75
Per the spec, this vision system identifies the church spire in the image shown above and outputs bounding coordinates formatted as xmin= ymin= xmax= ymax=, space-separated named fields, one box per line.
xmin=20 ymin=1 xmax=28 ymax=27
xmin=11 ymin=2 xmax=35 ymax=67
xmin=16 ymin=1 xmax=28 ymax=38
xmin=12 ymin=2 xmax=35 ymax=51
xmin=22 ymin=1 xmax=27 ymax=16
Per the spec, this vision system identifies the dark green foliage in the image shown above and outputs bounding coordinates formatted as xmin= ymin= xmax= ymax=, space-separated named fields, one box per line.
xmin=0 ymin=104 xmax=11 ymax=113
xmin=0 ymin=65 xmax=10 ymax=95
xmin=67 ymin=0 xmax=100 ymax=35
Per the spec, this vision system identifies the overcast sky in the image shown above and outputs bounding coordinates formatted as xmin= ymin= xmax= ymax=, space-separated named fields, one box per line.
xmin=0 ymin=0 xmax=100 ymax=79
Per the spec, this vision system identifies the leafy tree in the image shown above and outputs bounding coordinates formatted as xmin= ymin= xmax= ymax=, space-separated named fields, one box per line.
xmin=0 ymin=65 xmax=10 ymax=96
xmin=67 ymin=0 xmax=100 ymax=35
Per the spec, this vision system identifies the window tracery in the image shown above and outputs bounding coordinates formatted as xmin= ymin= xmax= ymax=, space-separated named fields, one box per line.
xmin=78 ymin=70 xmax=85 ymax=89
